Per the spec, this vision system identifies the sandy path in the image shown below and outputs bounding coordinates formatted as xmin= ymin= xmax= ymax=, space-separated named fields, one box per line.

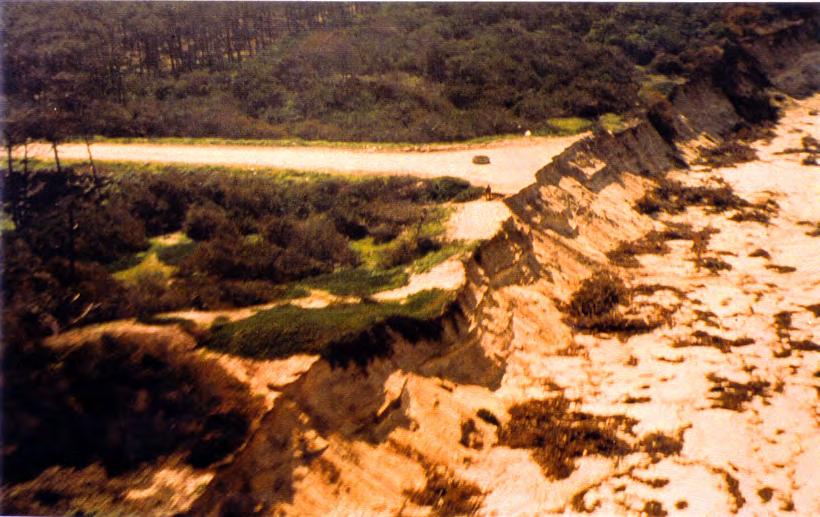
xmin=25 ymin=135 xmax=582 ymax=194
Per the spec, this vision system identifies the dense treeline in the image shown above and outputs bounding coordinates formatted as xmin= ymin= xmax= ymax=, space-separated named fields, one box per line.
xmin=2 ymin=164 xmax=479 ymax=344
xmin=4 ymin=3 xmax=813 ymax=143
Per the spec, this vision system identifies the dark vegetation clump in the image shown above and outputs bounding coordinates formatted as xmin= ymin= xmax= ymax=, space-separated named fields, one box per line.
xmin=765 ymin=264 xmax=797 ymax=273
xmin=639 ymin=432 xmax=684 ymax=460
xmin=696 ymin=256 xmax=733 ymax=273
xmin=499 ymin=397 xmax=636 ymax=479
xmin=476 ymin=408 xmax=501 ymax=427
xmin=694 ymin=141 xmax=757 ymax=167
xmin=606 ymin=231 xmax=670 ymax=268
xmin=673 ymin=330 xmax=754 ymax=353
xmin=721 ymin=470 xmax=747 ymax=512
xmin=748 ymin=248 xmax=771 ymax=258
xmin=565 ymin=272 xmax=662 ymax=335
xmin=635 ymin=179 xmax=749 ymax=216
xmin=2 ymin=335 xmax=253 ymax=487
xmin=405 ymin=466 xmax=484 ymax=517
xmin=707 ymin=373 xmax=770 ymax=411
xmin=643 ymin=500 xmax=668 ymax=517
xmin=758 ymin=487 xmax=774 ymax=503
xmin=567 ymin=271 xmax=627 ymax=320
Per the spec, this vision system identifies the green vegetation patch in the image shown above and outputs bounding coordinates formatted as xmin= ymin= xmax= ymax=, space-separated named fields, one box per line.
xmin=301 ymin=267 xmax=409 ymax=297
xmin=205 ymin=288 xmax=455 ymax=360
xmin=112 ymin=232 xmax=194 ymax=283
xmin=546 ymin=117 xmax=594 ymax=136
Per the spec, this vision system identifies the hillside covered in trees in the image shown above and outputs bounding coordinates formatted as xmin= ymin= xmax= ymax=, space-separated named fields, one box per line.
xmin=4 ymin=2 xmax=814 ymax=143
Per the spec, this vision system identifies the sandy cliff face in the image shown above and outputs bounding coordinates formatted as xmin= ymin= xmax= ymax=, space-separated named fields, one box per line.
xmin=181 ymin=26 xmax=819 ymax=517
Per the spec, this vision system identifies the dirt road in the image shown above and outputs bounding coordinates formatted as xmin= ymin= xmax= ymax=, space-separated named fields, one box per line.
xmin=26 ymin=135 xmax=583 ymax=194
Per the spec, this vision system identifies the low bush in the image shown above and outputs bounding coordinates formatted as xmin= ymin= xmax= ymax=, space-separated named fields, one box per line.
xmin=184 ymin=204 xmax=236 ymax=241
xmin=567 ymin=271 xmax=627 ymax=320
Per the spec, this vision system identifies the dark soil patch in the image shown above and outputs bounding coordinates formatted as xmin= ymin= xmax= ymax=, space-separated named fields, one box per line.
xmin=707 ymin=374 xmax=770 ymax=411
xmin=673 ymin=331 xmax=754 ymax=354
xmin=805 ymin=304 xmax=820 ymax=317
xmin=748 ymin=248 xmax=771 ymax=258
xmin=405 ymin=465 xmax=484 ymax=517
xmin=499 ymin=397 xmax=636 ymax=479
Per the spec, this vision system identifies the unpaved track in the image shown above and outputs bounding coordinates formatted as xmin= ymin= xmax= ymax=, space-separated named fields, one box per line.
xmin=26 ymin=135 xmax=582 ymax=194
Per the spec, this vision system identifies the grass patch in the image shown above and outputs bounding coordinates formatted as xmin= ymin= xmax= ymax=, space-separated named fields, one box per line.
xmin=300 ymin=267 xmax=408 ymax=297
xmin=204 ymin=288 xmax=455 ymax=360
xmin=410 ymin=241 xmax=477 ymax=274
xmin=546 ymin=117 xmax=593 ymax=135
xmin=111 ymin=232 xmax=193 ymax=284
xmin=598 ymin=113 xmax=627 ymax=133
